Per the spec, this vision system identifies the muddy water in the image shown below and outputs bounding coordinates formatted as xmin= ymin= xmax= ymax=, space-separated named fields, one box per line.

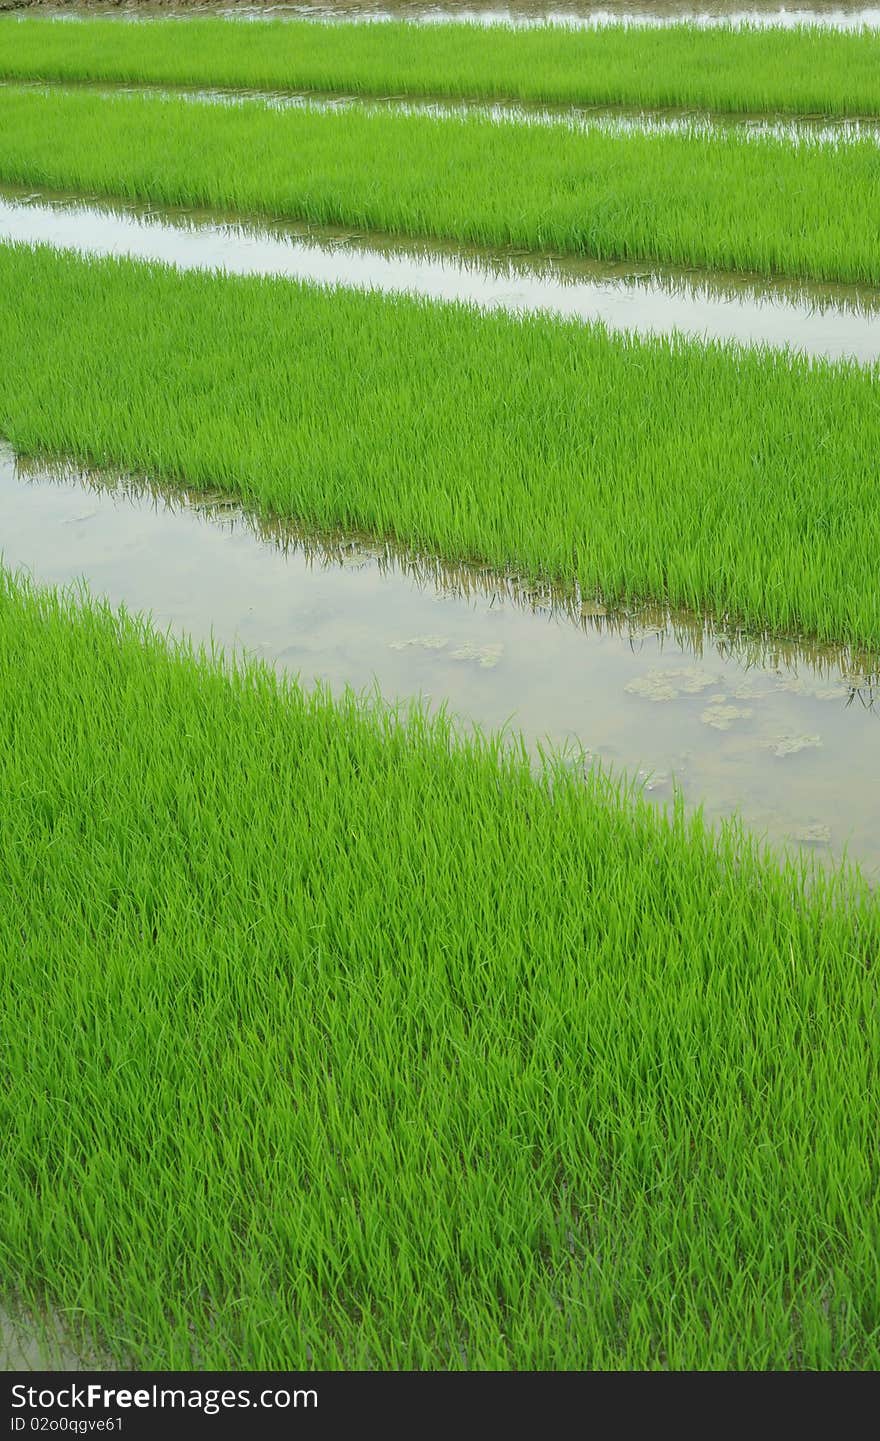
xmin=0 ymin=1307 xmax=110 ymax=1370
xmin=227 ymin=2 xmax=880 ymax=24
xmin=3 ymin=445 xmax=879 ymax=877
xmin=3 ymin=189 xmax=879 ymax=362
xmin=20 ymin=4 xmax=880 ymax=32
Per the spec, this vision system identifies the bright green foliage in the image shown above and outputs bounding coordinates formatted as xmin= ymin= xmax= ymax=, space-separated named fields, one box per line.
xmin=3 ymin=15 xmax=880 ymax=118
xmin=2 ymin=568 xmax=879 ymax=1369
xmin=5 ymin=7 xmax=880 ymax=1380
xmin=0 ymin=85 xmax=877 ymax=283
xmin=2 ymin=242 xmax=880 ymax=646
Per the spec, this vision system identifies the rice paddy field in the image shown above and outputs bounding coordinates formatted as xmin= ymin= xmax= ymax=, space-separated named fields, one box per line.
xmin=0 ymin=85 xmax=878 ymax=283
xmin=2 ymin=0 xmax=880 ymax=1375
xmin=4 ymin=241 xmax=880 ymax=644
xmin=3 ymin=14 xmax=880 ymax=115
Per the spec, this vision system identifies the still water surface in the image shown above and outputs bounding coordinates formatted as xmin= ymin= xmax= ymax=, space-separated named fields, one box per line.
xmin=3 ymin=445 xmax=878 ymax=876
xmin=3 ymin=189 xmax=879 ymax=362
xmin=27 ymin=3 xmax=880 ymax=30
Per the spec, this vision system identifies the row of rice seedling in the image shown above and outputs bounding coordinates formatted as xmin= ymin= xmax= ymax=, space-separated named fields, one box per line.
xmin=0 ymin=85 xmax=877 ymax=284
xmin=3 ymin=565 xmax=879 ymax=1370
xmin=3 ymin=15 xmax=880 ymax=118
xmin=2 ymin=240 xmax=879 ymax=648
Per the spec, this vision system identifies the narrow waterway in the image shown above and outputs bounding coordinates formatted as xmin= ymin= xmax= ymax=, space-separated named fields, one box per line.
xmin=4 ymin=445 xmax=878 ymax=876
xmin=3 ymin=189 xmax=878 ymax=361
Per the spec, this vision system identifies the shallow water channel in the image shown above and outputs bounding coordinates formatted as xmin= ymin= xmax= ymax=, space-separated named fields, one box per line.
xmin=26 ymin=3 xmax=880 ymax=32
xmin=0 ymin=1307 xmax=108 ymax=1371
xmin=3 ymin=189 xmax=879 ymax=362
xmin=3 ymin=444 xmax=879 ymax=877
xmin=12 ymin=78 xmax=880 ymax=142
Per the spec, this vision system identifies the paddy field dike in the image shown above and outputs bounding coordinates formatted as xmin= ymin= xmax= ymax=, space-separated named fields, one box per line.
xmin=1 ymin=3 xmax=879 ymax=1371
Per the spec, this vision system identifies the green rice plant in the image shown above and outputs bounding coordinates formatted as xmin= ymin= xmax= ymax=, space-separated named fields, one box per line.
xmin=2 ymin=241 xmax=880 ymax=647
xmin=2 ymin=566 xmax=879 ymax=1369
xmin=0 ymin=85 xmax=877 ymax=283
xmin=3 ymin=15 xmax=880 ymax=118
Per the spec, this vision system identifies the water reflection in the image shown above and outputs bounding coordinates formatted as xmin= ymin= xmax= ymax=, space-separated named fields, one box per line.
xmin=3 ymin=188 xmax=879 ymax=361
xmin=5 ymin=445 xmax=880 ymax=876
xmin=28 ymin=2 xmax=880 ymax=31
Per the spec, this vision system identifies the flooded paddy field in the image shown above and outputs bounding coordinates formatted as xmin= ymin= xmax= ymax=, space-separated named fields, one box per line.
xmin=11 ymin=2 xmax=880 ymax=29
xmin=4 ymin=239 xmax=880 ymax=647
xmin=0 ymin=1308 xmax=110 ymax=1371
xmin=5 ymin=444 xmax=880 ymax=877
xmin=4 ymin=187 xmax=880 ymax=361
xmin=7 ymin=561 xmax=880 ymax=1372
xmin=3 ymin=0 xmax=880 ymax=1378
xmin=1 ymin=83 xmax=878 ymax=285
xmin=9 ymin=75 xmax=880 ymax=141
xmin=5 ymin=11 xmax=880 ymax=118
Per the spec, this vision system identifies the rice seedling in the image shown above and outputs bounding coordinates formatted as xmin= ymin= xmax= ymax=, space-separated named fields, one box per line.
xmin=2 ymin=241 xmax=880 ymax=647
xmin=0 ymin=85 xmax=877 ymax=284
xmin=2 ymin=565 xmax=879 ymax=1369
xmin=2 ymin=15 xmax=880 ymax=119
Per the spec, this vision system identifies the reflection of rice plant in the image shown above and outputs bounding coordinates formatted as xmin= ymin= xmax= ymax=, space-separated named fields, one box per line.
xmin=3 ymin=14 xmax=880 ymax=120
xmin=0 ymin=84 xmax=878 ymax=283
xmin=3 ymin=567 xmax=879 ymax=1370
xmin=3 ymin=241 xmax=880 ymax=647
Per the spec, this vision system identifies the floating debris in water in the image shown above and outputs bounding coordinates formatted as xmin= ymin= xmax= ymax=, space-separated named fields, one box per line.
xmin=389 ymin=636 xmax=503 ymax=667
xmin=775 ymin=675 xmax=851 ymax=701
xmin=700 ymin=702 xmax=754 ymax=730
xmin=61 ymin=511 xmax=98 ymax=526
xmin=731 ymin=678 xmax=774 ymax=700
xmin=449 ymin=642 xmax=504 ymax=669
xmin=768 ymin=733 xmax=823 ymax=757
xmin=637 ymin=768 xmax=670 ymax=793
xmin=389 ymin=634 xmax=449 ymax=651
xmin=625 ymin=667 xmax=719 ymax=701
xmin=625 ymin=674 xmax=677 ymax=701
xmin=788 ymin=822 xmax=832 ymax=846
